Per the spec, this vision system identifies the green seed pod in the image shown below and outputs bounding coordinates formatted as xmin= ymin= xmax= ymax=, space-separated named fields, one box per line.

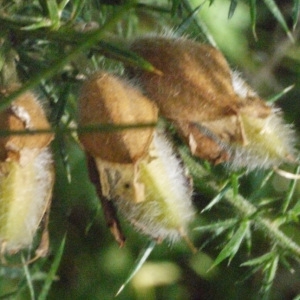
xmin=113 ymin=132 xmax=194 ymax=242
xmin=128 ymin=35 xmax=296 ymax=170
xmin=0 ymin=90 xmax=54 ymax=255
xmin=0 ymin=149 xmax=53 ymax=254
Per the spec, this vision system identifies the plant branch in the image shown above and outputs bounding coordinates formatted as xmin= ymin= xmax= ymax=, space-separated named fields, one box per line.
xmin=180 ymin=148 xmax=300 ymax=258
xmin=224 ymin=190 xmax=300 ymax=257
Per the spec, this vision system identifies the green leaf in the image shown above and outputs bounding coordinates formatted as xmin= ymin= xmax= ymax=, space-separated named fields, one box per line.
xmin=70 ymin=0 xmax=87 ymax=21
xmin=257 ymin=197 xmax=281 ymax=207
xmin=22 ymin=255 xmax=35 ymax=300
xmin=280 ymin=254 xmax=295 ymax=273
xmin=292 ymin=0 xmax=300 ymax=30
xmin=116 ymin=240 xmax=156 ymax=296
xmin=194 ymin=219 xmax=237 ymax=233
xmin=260 ymin=254 xmax=279 ymax=299
xmin=201 ymin=183 xmax=231 ymax=213
xmin=290 ymin=199 xmax=300 ymax=216
xmin=212 ymin=220 xmax=250 ymax=267
xmin=245 ymin=223 xmax=252 ymax=254
xmin=195 ymin=219 xmax=239 ymax=251
xmin=230 ymin=173 xmax=240 ymax=197
xmin=46 ymin=0 xmax=60 ymax=29
xmin=58 ymin=0 xmax=70 ymax=13
xmin=249 ymin=0 xmax=257 ymax=40
xmin=281 ymin=164 xmax=300 ymax=213
xmin=97 ymin=41 xmax=161 ymax=74
xmin=175 ymin=4 xmax=204 ymax=35
xmin=171 ymin=0 xmax=182 ymax=16
xmin=267 ymin=84 xmax=295 ymax=103
xmin=241 ymin=252 xmax=274 ymax=267
xmin=228 ymin=0 xmax=238 ymax=19
xmin=21 ymin=18 xmax=52 ymax=30
xmin=249 ymin=170 xmax=274 ymax=201
xmin=263 ymin=0 xmax=294 ymax=42
xmin=181 ymin=0 xmax=218 ymax=47
xmin=0 ymin=290 xmax=19 ymax=299
xmin=38 ymin=235 xmax=66 ymax=300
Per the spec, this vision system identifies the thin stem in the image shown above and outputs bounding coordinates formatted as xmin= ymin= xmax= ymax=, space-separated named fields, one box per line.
xmin=0 ymin=122 xmax=157 ymax=137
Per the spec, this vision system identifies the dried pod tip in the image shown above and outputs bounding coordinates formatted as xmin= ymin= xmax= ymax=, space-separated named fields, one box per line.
xmin=229 ymin=71 xmax=297 ymax=170
xmin=230 ymin=108 xmax=296 ymax=170
xmin=0 ymin=90 xmax=54 ymax=255
xmin=78 ymin=72 xmax=158 ymax=164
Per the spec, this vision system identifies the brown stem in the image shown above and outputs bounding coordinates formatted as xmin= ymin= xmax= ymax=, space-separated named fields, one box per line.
xmin=87 ymin=154 xmax=125 ymax=247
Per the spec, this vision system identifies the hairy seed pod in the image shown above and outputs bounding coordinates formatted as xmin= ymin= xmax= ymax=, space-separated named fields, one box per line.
xmin=113 ymin=131 xmax=194 ymax=242
xmin=79 ymin=72 xmax=158 ymax=203
xmin=128 ymin=35 xmax=296 ymax=170
xmin=79 ymin=72 xmax=194 ymax=244
xmin=0 ymin=91 xmax=53 ymax=163
xmin=0 ymin=89 xmax=54 ymax=255
xmin=78 ymin=72 xmax=158 ymax=164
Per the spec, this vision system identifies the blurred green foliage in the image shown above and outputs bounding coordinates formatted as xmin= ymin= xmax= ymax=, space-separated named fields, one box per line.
xmin=0 ymin=0 xmax=300 ymax=299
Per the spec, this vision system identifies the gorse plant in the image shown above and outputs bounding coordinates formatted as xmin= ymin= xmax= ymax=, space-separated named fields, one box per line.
xmin=0 ymin=1 xmax=300 ymax=299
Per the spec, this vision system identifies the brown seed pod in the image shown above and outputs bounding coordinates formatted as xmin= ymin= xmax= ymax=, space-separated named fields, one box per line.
xmin=78 ymin=72 xmax=195 ymax=246
xmin=0 ymin=89 xmax=54 ymax=255
xmin=78 ymin=72 xmax=158 ymax=164
xmin=78 ymin=72 xmax=158 ymax=204
xmin=127 ymin=35 xmax=296 ymax=170
xmin=0 ymin=89 xmax=53 ymax=163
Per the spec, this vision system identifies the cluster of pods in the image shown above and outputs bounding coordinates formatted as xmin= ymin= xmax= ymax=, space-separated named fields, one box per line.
xmin=0 ymin=35 xmax=296 ymax=258
xmin=78 ymin=34 xmax=296 ymax=247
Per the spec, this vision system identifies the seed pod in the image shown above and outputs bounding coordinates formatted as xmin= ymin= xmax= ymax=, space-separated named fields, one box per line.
xmin=0 ymin=89 xmax=54 ymax=255
xmin=127 ymin=35 xmax=296 ymax=170
xmin=0 ymin=91 xmax=53 ymax=162
xmin=113 ymin=131 xmax=194 ymax=242
xmin=79 ymin=72 xmax=158 ymax=204
xmin=78 ymin=72 xmax=158 ymax=164
xmin=78 ymin=72 xmax=194 ymax=244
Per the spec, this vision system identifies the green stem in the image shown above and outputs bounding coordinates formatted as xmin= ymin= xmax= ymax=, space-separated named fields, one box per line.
xmin=0 ymin=122 xmax=157 ymax=137
xmin=224 ymin=190 xmax=300 ymax=257
xmin=180 ymin=148 xmax=300 ymax=258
